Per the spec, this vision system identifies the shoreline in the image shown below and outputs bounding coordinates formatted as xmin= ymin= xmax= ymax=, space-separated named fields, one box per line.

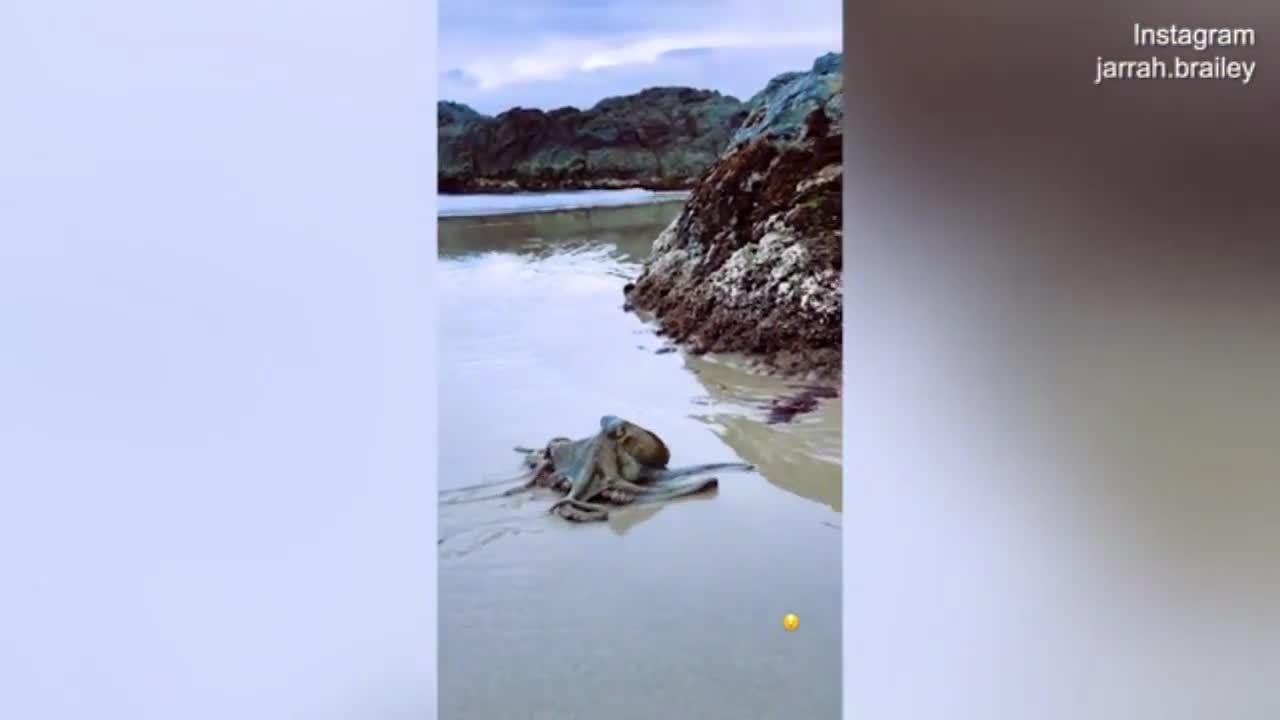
xmin=438 ymin=189 xmax=689 ymax=220
xmin=440 ymin=194 xmax=842 ymax=386
xmin=438 ymin=178 xmax=699 ymax=195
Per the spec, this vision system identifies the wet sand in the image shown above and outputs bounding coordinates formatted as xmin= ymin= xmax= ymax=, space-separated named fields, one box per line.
xmin=437 ymin=199 xmax=841 ymax=719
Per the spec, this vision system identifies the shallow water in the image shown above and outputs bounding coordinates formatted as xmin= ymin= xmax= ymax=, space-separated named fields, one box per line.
xmin=437 ymin=198 xmax=842 ymax=720
xmin=437 ymin=188 xmax=689 ymax=218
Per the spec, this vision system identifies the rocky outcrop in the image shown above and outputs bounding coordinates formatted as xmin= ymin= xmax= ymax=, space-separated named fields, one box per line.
xmin=438 ymin=88 xmax=746 ymax=194
xmin=624 ymin=53 xmax=843 ymax=377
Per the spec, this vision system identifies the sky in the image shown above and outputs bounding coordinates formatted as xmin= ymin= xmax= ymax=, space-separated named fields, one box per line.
xmin=439 ymin=0 xmax=843 ymax=113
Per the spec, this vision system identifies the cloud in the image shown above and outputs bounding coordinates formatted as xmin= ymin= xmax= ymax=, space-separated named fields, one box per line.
xmin=441 ymin=68 xmax=480 ymax=88
xmin=445 ymin=44 xmax=837 ymax=115
xmin=439 ymin=0 xmax=841 ymax=113
xmin=456 ymin=29 xmax=837 ymax=90
xmin=657 ymin=46 xmax=719 ymax=61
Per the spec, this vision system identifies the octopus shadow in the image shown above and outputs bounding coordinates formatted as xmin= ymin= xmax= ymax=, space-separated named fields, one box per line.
xmin=437 ymin=480 xmax=719 ymax=556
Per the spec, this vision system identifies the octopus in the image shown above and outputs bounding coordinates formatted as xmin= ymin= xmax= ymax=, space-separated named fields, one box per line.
xmin=511 ymin=415 xmax=753 ymax=522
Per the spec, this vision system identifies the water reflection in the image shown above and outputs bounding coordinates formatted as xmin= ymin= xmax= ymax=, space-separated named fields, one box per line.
xmin=439 ymin=200 xmax=685 ymax=259
xmin=682 ymin=354 xmax=843 ymax=511
xmin=437 ymin=199 xmax=841 ymax=720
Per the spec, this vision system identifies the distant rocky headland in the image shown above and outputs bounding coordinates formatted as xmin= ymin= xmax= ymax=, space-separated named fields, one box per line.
xmin=625 ymin=53 xmax=844 ymax=378
xmin=438 ymin=88 xmax=746 ymax=193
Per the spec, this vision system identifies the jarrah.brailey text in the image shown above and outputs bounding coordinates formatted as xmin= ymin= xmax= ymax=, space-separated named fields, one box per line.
xmin=1094 ymin=55 xmax=1257 ymax=84
xmin=1094 ymin=23 xmax=1257 ymax=85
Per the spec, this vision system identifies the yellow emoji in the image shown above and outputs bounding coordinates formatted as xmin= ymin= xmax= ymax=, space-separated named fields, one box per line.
xmin=783 ymin=613 xmax=800 ymax=632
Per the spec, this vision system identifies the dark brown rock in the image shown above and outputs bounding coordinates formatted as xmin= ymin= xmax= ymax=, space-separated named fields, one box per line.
xmin=625 ymin=54 xmax=844 ymax=378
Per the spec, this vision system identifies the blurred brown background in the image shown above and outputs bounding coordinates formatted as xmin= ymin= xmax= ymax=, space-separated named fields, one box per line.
xmin=843 ymin=2 xmax=1280 ymax=717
